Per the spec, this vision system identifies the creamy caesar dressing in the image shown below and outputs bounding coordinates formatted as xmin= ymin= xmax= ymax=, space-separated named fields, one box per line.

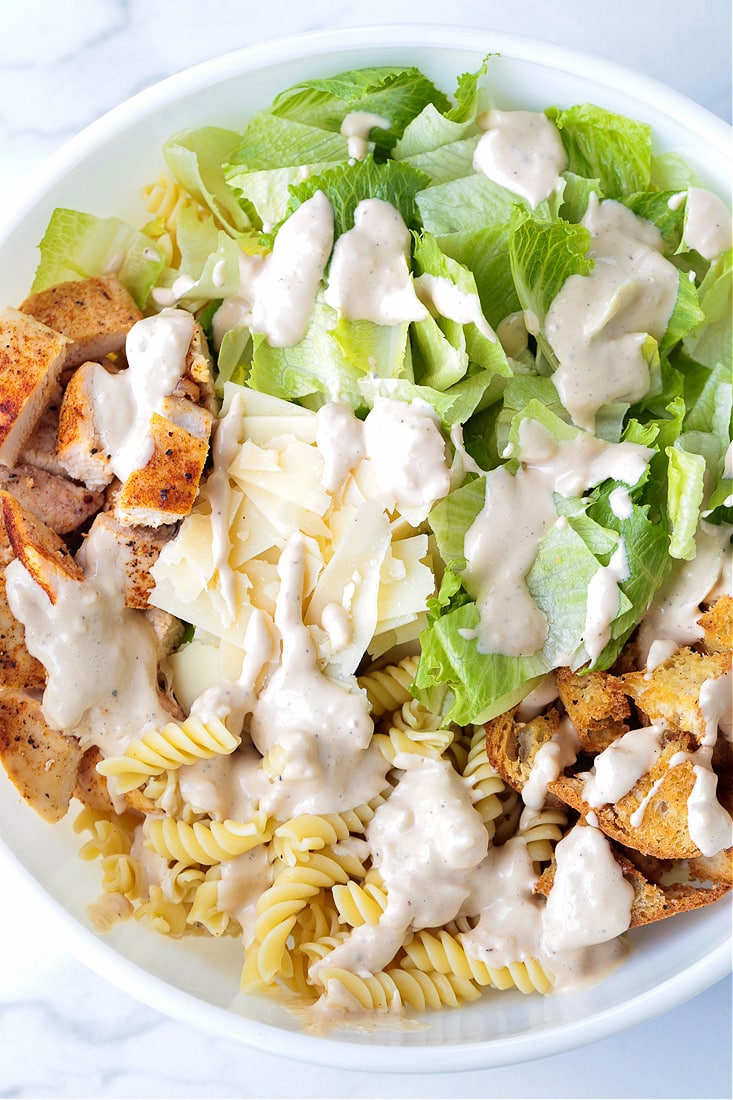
xmin=362 ymin=396 xmax=451 ymax=524
xmin=522 ymin=717 xmax=580 ymax=811
xmin=609 ymin=485 xmax=633 ymax=520
xmin=581 ymin=725 xmax=665 ymax=807
xmin=340 ymin=111 xmax=391 ymax=160
xmin=217 ymin=846 xmax=273 ymax=945
xmin=249 ymin=191 xmax=334 ymax=346
xmin=210 ymin=251 xmax=266 ymax=349
xmin=683 ymin=187 xmax=733 ymax=260
xmin=413 ymin=273 xmax=496 ymax=341
xmin=463 ymin=418 xmax=652 ymax=656
xmin=582 ymin=540 xmax=629 ymax=661
xmin=547 ymin=195 xmax=680 ymax=431
xmin=6 ymin=521 xmax=170 ymax=755
xmin=310 ymin=753 xmax=488 ymax=980
xmin=542 ymin=824 xmax=634 ymax=952
xmin=516 ymin=673 xmax=559 ymax=721
xmin=92 ymin=307 xmax=194 ymax=480
xmin=496 ymin=310 xmax=529 ymax=359
xmin=247 ymin=534 xmax=388 ymax=817
xmin=636 ymin=523 xmax=730 ymax=665
xmin=315 ymin=399 xmax=365 ymax=492
xmin=324 ymin=198 xmax=428 ymax=324
xmin=177 ymin=742 xmax=263 ymax=821
xmin=473 ymin=109 xmax=567 ymax=208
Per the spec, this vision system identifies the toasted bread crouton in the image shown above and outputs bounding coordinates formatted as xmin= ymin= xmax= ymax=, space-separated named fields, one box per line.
xmin=0 ymin=308 xmax=70 ymax=468
xmin=698 ymin=596 xmax=733 ymax=655
xmin=556 ymin=667 xmax=631 ymax=752
xmin=56 ymin=360 xmax=115 ymax=491
xmin=622 ymin=647 xmax=731 ymax=742
xmin=84 ymin=510 xmax=172 ymax=608
xmin=687 ymin=848 xmax=733 ymax=886
xmin=0 ymin=462 xmax=104 ymax=535
xmin=484 ymin=707 xmax=568 ymax=805
xmin=0 ymin=689 xmax=82 ymax=821
xmin=115 ymin=413 xmax=209 ymax=527
xmin=20 ymin=275 xmax=142 ymax=369
xmin=534 ymin=839 xmax=730 ymax=926
xmin=0 ymin=575 xmax=45 ymax=693
xmin=550 ymin=731 xmax=703 ymax=859
xmin=0 ymin=490 xmax=83 ymax=602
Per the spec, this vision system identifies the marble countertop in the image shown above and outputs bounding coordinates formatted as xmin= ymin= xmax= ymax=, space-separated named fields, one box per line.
xmin=0 ymin=2 xmax=730 ymax=1097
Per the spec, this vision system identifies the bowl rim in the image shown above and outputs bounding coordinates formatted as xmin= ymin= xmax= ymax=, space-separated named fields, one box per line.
xmin=0 ymin=22 xmax=730 ymax=1075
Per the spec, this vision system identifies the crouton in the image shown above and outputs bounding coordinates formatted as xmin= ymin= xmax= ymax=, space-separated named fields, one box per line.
xmin=114 ymin=413 xmax=209 ymax=528
xmin=0 ymin=689 xmax=82 ymax=822
xmin=0 ymin=462 xmax=104 ymax=535
xmin=20 ymin=275 xmax=142 ymax=369
xmin=556 ymin=666 xmax=631 ymax=752
xmin=550 ymin=730 xmax=703 ymax=859
xmin=535 ymin=837 xmax=730 ymax=926
xmin=0 ymin=575 xmax=46 ymax=693
xmin=0 ymin=490 xmax=83 ymax=602
xmin=56 ymin=360 xmax=115 ymax=491
xmin=0 ymin=308 xmax=70 ymax=467
xmin=484 ymin=706 xmax=569 ymax=808
xmin=698 ymin=596 xmax=733 ymax=655
xmin=84 ymin=510 xmax=172 ymax=609
xmin=622 ymin=647 xmax=731 ymax=741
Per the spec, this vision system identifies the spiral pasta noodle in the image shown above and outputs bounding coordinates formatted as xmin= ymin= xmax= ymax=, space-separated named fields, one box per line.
xmin=317 ymin=963 xmax=483 ymax=1012
xmin=96 ymin=715 xmax=241 ymax=793
xmin=517 ymin=807 xmax=568 ymax=868
xmin=462 ymin=725 xmax=514 ymax=837
xmin=403 ymin=929 xmax=554 ymax=995
xmin=357 ymin=655 xmax=420 ymax=717
xmin=332 ymin=879 xmax=388 ymax=927
xmin=141 ymin=172 xmax=204 ymax=266
xmin=145 ymin=809 xmax=272 ymax=867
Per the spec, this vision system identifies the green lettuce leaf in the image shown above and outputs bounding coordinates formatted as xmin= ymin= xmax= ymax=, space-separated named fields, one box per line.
xmin=31 ymin=208 xmax=166 ymax=308
xmin=547 ymin=103 xmax=652 ymax=198
xmin=163 ymin=127 xmax=252 ymax=234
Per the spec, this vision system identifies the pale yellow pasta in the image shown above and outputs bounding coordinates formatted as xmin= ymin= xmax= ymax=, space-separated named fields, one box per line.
xmin=134 ymin=885 xmax=189 ymax=937
xmin=187 ymin=872 xmax=239 ymax=937
xmin=332 ymin=879 xmax=388 ymax=927
xmin=517 ymin=807 xmax=568 ymax=867
xmin=244 ymin=848 xmax=367 ymax=987
xmin=97 ymin=715 xmax=241 ymax=794
xmin=272 ymin=814 xmax=352 ymax=865
xmin=317 ymin=964 xmax=483 ymax=1012
xmin=141 ymin=172 xmax=204 ymax=266
xmin=74 ymin=808 xmax=136 ymax=860
xmin=462 ymin=725 xmax=513 ymax=837
xmin=162 ymin=860 xmax=207 ymax=904
xmin=145 ymin=809 xmax=272 ymax=867
xmin=403 ymin=929 xmax=554 ymax=995
xmin=100 ymin=852 xmax=140 ymax=899
xmin=357 ymin=654 xmax=420 ymax=716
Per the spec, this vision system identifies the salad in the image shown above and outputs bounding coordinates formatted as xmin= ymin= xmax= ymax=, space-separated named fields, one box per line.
xmin=0 ymin=59 xmax=730 ymax=1022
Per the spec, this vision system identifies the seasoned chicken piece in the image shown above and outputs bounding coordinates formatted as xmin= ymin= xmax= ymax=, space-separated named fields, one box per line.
xmin=622 ymin=647 xmax=731 ymax=742
xmin=143 ymin=605 xmax=186 ymax=658
xmin=74 ymin=746 xmax=153 ymax=816
xmin=535 ymin=833 xmax=730 ymax=926
xmin=20 ymin=275 xmax=142 ymax=369
xmin=0 ymin=308 xmax=69 ymax=467
xmin=0 ymin=462 xmax=103 ymax=535
xmin=0 ymin=689 xmax=82 ymax=822
xmin=84 ymin=510 xmax=172 ymax=608
xmin=0 ymin=489 xmax=83 ymax=602
xmin=115 ymin=413 xmax=209 ymax=528
xmin=556 ymin=666 xmax=630 ymax=753
xmin=158 ymin=394 xmax=214 ymax=440
xmin=56 ymin=360 xmax=115 ymax=491
xmin=185 ymin=322 xmax=217 ymax=413
xmin=0 ymin=575 xmax=46 ymax=693
xmin=17 ymin=387 xmax=67 ymax=476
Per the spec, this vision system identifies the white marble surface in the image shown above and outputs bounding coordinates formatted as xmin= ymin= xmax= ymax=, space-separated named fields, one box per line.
xmin=0 ymin=1 xmax=730 ymax=1097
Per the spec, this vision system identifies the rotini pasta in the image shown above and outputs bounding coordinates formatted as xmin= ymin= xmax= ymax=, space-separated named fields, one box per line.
xmin=96 ymin=715 xmax=241 ymax=794
xmin=374 ymin=697 xmax=456 ymax=763
xmin=403 ymin=929 xmax=554 ymax=995
xmin=145 ymin=809 xmax=272 ymax=867
xmin=332 ymin=879 xmax=388 ymax=927
xmin=357 ymin=655 xmax=420 ymax=716
xmin=462 ymin=726 xmax=514 ymax=837
xmin=317 ymin=963 xmax=483 ymax=1012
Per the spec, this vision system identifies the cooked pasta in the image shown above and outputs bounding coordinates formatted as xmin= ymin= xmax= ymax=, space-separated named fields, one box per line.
xmin=97 ymin=715 xmax=241 ymax=794
xmin=317 ymin=963 xmax=483 ymax=1012
xmin=517 ymin=807 xmax=569 ymax=868
xmin=332 ymin=879 xmax=388 ymax=927
xmin=403 ymin=929 xmax=554 ymax=995
xmin=462 ymin=726 xmax=514 ymax=837
xmin=145 ymin=809 xmax=272 ymax=866
xmin=357 ymin=655 xmax=420 ymax=717
xmin=272 ymin=814 xmax=352 ymax=864
xmin=141 ymin=172 xmax=204 ymax=267
xmin=374 ymin=697 xmax=456 ymax=763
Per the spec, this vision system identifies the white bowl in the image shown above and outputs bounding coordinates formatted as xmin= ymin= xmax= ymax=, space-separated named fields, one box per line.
xmin=0 ymin=23 xmax=729 ymax=1074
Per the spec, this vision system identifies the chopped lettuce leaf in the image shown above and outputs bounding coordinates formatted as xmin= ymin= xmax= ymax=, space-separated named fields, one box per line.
xmin=163 ymin=127 xmax=253 ymax=234
xmin=547 ymin=103 xmax=652 ymax=198
xmin=31 ymin=208 xmax=166 ymax=308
